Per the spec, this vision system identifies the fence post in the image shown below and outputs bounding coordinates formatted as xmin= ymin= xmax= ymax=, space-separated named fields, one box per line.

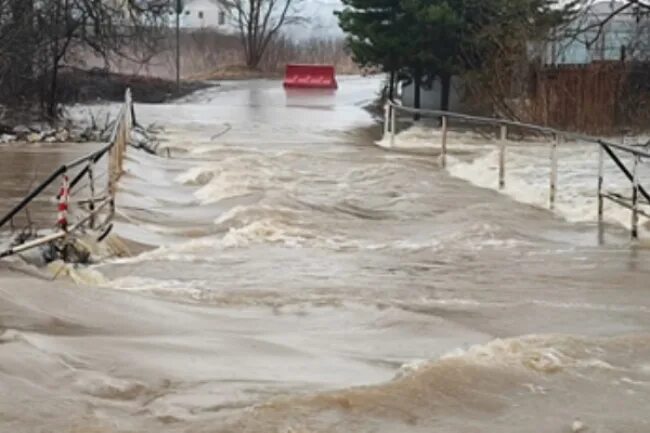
xmin=499 ymin=124 xmax=507 ymax=189
xmin=549 ymin=134 xmax=559 ymax=209
xmin=631 ymin=155 xmax=639 ymax=240
xmin=88 ymin=161 xmax=96 ymax=229
xmin=597 ymin=144 xmax=604 ymax=224
xmin=118 ymin=123 xmax=123 ymax=175
xmin=126 ymin=88 xmax=133 ymax=130
xmin=390 ymin=104 xmax=396 ymax=147
xmin=441 ymin=115 xmax=448 ymax=168
xmin=384 ymin=103 xmax=390 ymax=138
xmin=57 ymin=171 xmax=69 ymax=231
xmin=122 ymin=112 xmax=127 ymax=170
xmin=108 ymin=136 xmax=116 ymax=201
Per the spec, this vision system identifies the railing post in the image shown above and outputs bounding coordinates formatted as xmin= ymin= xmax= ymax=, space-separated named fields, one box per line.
xmin=108 ymin=137 xmax=116 ymax=200
xmin=390 ymin=104 xmax=396 ymax=147
xmin=597 ymin=144 xmax=604 ymax=224
xmin=383 ymin=103 xmax=390 ymax=138
xmin=440 ymin=115 xmax=448 ymax=169
xmin=549 ymin=134 xmax=559 ymax=209
xmin=631 ymin=155 xmax=640 ymax=240
xmin=122 ymin=114 xmax=128 ymax=171
xmin=57 ymin=171 xmax=69 ymax=231
xmin=118 ymin=123 xmax=123 ymax=175
xmin=499 ymin=124 xmax=507 ymax=189
xmin=88 ymin=161 xmax=96 ymax=229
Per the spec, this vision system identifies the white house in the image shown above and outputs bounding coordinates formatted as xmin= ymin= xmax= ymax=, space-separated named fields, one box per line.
xmin=171 ymin=0 xmax=235 ymax=32
xmin=543 ymin=0 xmax=648 ymax=64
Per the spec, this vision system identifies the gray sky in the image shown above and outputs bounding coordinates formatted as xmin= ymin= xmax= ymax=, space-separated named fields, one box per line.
xmin=285 ymin=0 xmax=345 ymax=40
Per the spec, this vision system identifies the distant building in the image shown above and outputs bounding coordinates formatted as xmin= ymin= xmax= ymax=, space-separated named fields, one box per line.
xmin=542 ymin=0 xmax=650 ymax=65
xmin=401 ymin=78 xmax=463 ymax=111
xmin=169 ymin=0 xmax=235 ymax=33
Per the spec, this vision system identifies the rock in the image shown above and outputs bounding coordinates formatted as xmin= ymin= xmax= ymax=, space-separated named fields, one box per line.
xmin=26 ymin=132 xmax=44 ymax=143
xmin=0 ymin=133 xmax=16 ymax=143
xmin=55 ymin=128 xmax=70 ymax=142
xmin=44 ymin=136 xmax=57 ymax=143
xmin=13 ymin=125 xmax=31 ymax=135
xmin=41 ymin=128 xmax=56 ymax=137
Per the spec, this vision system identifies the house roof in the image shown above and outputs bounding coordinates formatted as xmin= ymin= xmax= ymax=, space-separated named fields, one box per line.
xmin=182 ymin=0 xmax=224 ymax=8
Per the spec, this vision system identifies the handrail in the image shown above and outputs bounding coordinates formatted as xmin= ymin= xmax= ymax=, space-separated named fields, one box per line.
xmin=0 ymin=166 xmax=67 ymax=229
xmin=600 ymin=143 xmax=650 ymax=204
xmin=385 ymin=101 xmax=650 ymax=239
xmin=388 ymin=101 xmax=650 ymax=159
xmin=0 ymin=91 xmax=132 ymax=232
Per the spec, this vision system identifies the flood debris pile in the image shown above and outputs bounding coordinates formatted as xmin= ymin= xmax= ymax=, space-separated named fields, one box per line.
xmin=0 ymin=89 xmax=154 ymax=270
xmin=129 ymin=123 xmax=166 ymax=156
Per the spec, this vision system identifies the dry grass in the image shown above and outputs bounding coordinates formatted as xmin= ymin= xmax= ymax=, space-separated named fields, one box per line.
xmin=81 ymin=30 xmax=360 ymax=81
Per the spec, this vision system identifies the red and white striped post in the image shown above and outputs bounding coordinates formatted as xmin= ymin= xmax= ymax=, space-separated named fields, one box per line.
xmin=57 ymin=174 xmax=70 ymax=231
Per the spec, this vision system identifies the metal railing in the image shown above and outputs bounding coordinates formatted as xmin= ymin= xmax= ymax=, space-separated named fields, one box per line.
xmin=385 ymin=101 xmax=650 ymax=239
xmin=0 ymin=89 xmax=134 ymax=258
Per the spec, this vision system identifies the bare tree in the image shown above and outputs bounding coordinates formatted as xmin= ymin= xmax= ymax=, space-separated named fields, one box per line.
xmin=560 ymin=1 xmax=650 ymax=50
xmin=0 ymin=0 xmax=170 ymax=117
xmin=224 ymin=0 xmax=304 ymax=69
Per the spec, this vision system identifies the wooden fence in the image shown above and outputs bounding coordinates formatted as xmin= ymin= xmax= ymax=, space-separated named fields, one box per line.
xmin=527 ymin=61 xmax=650 ymax=134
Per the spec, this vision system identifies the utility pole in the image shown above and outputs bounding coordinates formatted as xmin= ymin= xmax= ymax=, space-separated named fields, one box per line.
xmin=176 ymin=0 xmax=183 ymax=94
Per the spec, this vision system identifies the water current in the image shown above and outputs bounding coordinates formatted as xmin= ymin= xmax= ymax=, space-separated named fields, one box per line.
xmin=1 ymin=77 xmax=649 ymax=433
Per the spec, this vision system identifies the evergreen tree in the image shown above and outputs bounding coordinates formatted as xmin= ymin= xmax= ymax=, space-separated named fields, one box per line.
xmin=398 ymin=0 xmax=462 ymax=111
xmin=337 ymin=0 xmax=572 ymax=114
xmin=336 ymin=0 xmax=405 ymax=99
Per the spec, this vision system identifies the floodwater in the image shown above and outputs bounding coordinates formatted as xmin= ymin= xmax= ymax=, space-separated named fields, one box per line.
xmin=1 ymin=77 xmax=650 ymax=433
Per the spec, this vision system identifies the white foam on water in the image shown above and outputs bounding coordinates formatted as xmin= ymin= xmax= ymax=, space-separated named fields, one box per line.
xmin=220 ymin=218 xmax=317 ymax=248
xmin=376 ymin=123 xmax=493 ymax=150
xmin=46 ymin=261 xmax=109 ymax=286
xmin=175 ymin=155 xmax=275 ymax=204
xmin=399 ymin=335 xmax=622 ymax=376
xmin=105 ymin=275 xmax=205 ymax=298
xmin=385 ymin=124 xmax=650 ymax=233
xmin=175 ymin=164 xmax=216 ymax=185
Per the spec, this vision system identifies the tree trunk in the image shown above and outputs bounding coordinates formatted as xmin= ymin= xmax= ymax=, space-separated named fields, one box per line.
xmin=389 ymin=70 xmax=395 ymax=101
xmin=9 ymin=0 xmax=35 ymax=96
xmin=413 ymin=65 xmax=422 ymax=121
xmin=440 ymin=73 xmax=452 ymax=112
xmin=44 ymin=0 xmax=62 ymax=117
xmin=47 ymin=62 xmax=59 ymax=118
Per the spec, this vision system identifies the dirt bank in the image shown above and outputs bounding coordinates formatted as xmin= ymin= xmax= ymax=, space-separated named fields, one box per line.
xmin=57 ymin=67 xmax=213 ymax=104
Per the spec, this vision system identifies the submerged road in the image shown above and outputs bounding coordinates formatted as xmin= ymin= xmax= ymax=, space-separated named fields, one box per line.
xmin=1 ymin=77 xmax=649 ymax=433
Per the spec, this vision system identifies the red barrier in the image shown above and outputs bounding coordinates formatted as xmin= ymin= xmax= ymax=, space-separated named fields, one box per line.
xmin=283 ymin=64 xmax=338 ymax=89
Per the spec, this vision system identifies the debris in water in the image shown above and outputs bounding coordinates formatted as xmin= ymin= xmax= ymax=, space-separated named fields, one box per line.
xmin=572 ymin=419 xmax=587 ymax=432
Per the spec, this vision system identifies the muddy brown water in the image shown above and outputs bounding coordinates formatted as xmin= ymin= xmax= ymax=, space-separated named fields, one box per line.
xmin=1 ymin=77 xmax=649 ymax=433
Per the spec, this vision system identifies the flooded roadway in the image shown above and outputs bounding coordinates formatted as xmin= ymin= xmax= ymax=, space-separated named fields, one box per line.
xmin=1 ymin=77 xmax=650 ymax=433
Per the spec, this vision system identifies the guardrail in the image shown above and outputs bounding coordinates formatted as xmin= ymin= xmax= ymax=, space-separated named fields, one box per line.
xmin=0 ymin=89 xmax=134 ymax=259
xmin=385 ymin=101 xmax=650 ymax=239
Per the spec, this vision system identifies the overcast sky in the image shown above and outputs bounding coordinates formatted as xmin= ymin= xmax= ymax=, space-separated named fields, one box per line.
xmin=285 ymin=0 xmax=345 ymax=40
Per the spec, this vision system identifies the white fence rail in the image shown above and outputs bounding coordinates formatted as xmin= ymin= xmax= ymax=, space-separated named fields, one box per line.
xmin=385 ymin=101 xmax=650 ymax=239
